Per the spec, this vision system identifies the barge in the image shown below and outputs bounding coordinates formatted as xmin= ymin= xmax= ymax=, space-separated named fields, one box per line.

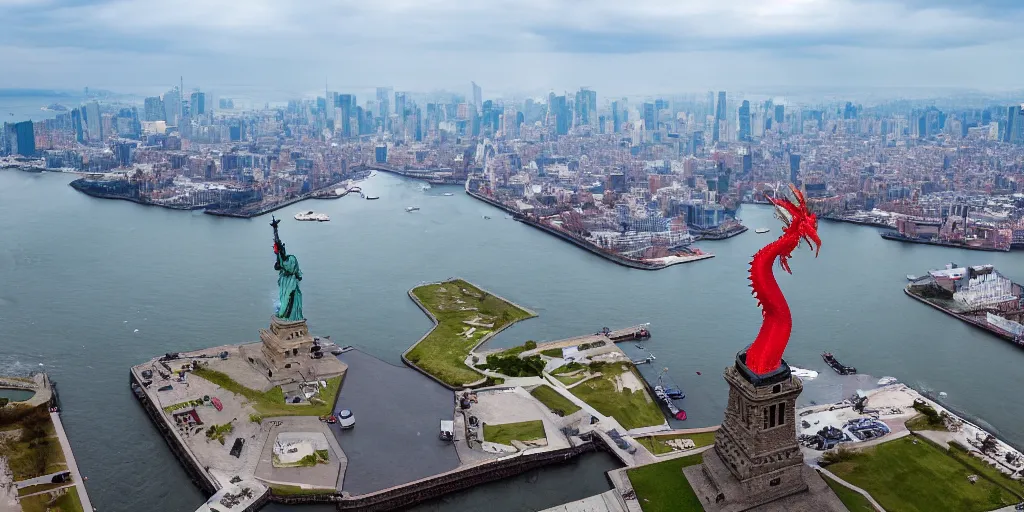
xmin=822 ymin=352 xmax=857 ymax=375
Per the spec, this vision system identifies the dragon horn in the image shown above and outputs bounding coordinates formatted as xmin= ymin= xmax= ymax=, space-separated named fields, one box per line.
xmin=789 ymin=183 xmax=806 ymax=209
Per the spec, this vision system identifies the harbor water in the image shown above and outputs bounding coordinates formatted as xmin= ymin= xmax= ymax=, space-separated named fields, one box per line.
xmin=2 ymin=170 xmax=1024 ymax=511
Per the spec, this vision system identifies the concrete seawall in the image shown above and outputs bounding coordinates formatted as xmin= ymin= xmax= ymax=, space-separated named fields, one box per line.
xmin=903 ymin=288 xmax=1024 ymax=347
xmin=129 ymin=370 xmax=219 ymax=495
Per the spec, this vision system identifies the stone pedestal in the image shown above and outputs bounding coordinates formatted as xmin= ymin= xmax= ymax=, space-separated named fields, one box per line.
xmin=259 ymin=316 xmax=315 ymax=378
xmin=683 ymin=350 xmax=848 ymax=512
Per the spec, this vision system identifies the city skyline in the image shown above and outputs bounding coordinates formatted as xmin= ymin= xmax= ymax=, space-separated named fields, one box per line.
xmin=2 ymin=0 xmax=1024 ymax=95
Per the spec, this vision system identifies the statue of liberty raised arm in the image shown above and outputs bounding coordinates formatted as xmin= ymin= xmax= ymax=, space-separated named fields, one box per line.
xmin=270 ymin=216 xmax=303 ymax=321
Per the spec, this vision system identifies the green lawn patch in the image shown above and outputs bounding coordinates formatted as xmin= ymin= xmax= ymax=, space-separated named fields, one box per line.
xmin=568 ymin=363 xmax=664 ymax=430
xmin=552 ymin=362 xmax=584 ymax=375
xmin=828 ymin=435 xmax=1021 ymax=512
xmin=627 ymin=452 xmax=704 ymax=512
xmin=17 ymin=482 xmax=74 ymax=498
xmin=483 ymin=420 xmax=546 ymax=445
xmin=555 ymin=373 xmax=587 ymax=386
xmin=820 ymin=472 xmax=877 ymax=512
xmin=540 ymin=348 xmax=563 ymax=358
xmin=269 ymin=484 xmax=335 ymax=496
xmin=0 ymin=407 xmax=68 ymax=481
xmin=405 ymin=279 xmax=535 ymax=387
xmin=905 ymin=413 xmax=947 ymax=432
xmin=636 ymin=431 xmax=717 ymax=455
xmin=530 ymin=385 xmax=581 ymax=416
xmin=192 ymin=368 xmax=341 ymax=418
xmin=946 ymin=441 xmax=1024 ymax=497
xmin=18 ymin=487 xmax=84 ymax=512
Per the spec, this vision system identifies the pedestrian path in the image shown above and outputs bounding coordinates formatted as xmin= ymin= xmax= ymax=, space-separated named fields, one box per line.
xmin=817 ymin=467 xmax=886 ymax=512
xmin=49 ymin=412 xmax=93 ymax=512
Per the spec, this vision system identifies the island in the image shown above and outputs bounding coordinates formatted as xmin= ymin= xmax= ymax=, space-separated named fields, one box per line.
xmin=0 ymin=373 xmax=93 ymax=512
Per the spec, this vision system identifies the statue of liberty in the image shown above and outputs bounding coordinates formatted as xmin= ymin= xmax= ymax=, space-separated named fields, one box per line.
xmin=270 ymin=216 xmax=303 ymax=321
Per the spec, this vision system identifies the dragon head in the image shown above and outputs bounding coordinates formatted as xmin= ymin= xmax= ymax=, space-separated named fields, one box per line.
xmin=769 ymin=184 xmax=820 ymax=274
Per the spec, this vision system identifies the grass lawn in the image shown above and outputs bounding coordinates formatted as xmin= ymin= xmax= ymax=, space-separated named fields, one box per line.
xmin=568 ymin=363 xmax=664 ymax=430
xmin=820 ymin=472 xmax=877 ymax=512
xmin=192 ymin=368 xmax=341 ymax=418
xmin=946 ymin=441 xmax=1024 ymax=497
xmin=406 ymin=279 xmax=535 ymax=387
xmin=0 ymin=412 xmax=68 ymax=481
xmin=529 ymin=385 xmax=581 ymax=416
xmin=17 ymin=482 xmax=74 ymax=498
xmin=540 ymin=348 xmax=563 ymax=357
xmin=828 ymin=435 xmax=1021 ymax=512
xmin=627 ymin=452 xmax=704 ymax=512
xmin=904 ymin=413 xmax=947 ymax=432
xmin=483 ymin=420 xmax=546 ymax=445
xmin=18 ymin=487 xmax=84 ymax=512
xmin=269 ymin=484 xmax=335 ymax=496
xmin=554 ymin=373 xmax=587 ymax=386
xmin=635 ymin=431 xmax=717 ymax=455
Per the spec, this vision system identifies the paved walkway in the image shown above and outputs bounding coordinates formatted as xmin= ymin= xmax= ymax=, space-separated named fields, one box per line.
xmin=538 ymin=490 xmax=625 ymax=512
xmin=817 ymin=467 xmax=886 ymax=512
xmin=14 ymin=470 xmax=70 ymax=489
xmin=49 ymin=412 xmax=93 ymax=511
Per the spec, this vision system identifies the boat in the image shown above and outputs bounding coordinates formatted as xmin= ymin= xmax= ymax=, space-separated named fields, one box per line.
xmin=483 ymin=215 xmax=491 ymax=220
xmin=822 ymin=352 xmax=857 ymax=375
xmin=405 ymin=206 xmax=420 ymax=212
xmin=653 ymin=386 xmax=687 ymax=420
xmin=755 ymin=228 xmax=770 ymax=234
xmin=790 ymin=367 xmax=818 ymax=381
xmin=633 ymin=353 xmax=656 ymax=365
xmin=906 ymin=274 xmax=918 ymax=281
xmin=365 ymin=195 xmax=379 ymax=200
xmin=443 ymin=192 xmax=454 ymax=196
xmin=877 ymin=376 xmax=898 ymax=386
xmin=294 ymin=210 xmax=330 ymax=222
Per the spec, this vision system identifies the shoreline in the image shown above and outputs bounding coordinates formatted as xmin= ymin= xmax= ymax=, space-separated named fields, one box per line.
xmin=903 ymin=287 xmax=1024 ymax=347
xmin=464 ymin=188 xmax=714 ymax=271
xmin=820 ymin=215 xmax=894 ymax=230
xmin=882 ymin=231 xmax=1011 ymax=252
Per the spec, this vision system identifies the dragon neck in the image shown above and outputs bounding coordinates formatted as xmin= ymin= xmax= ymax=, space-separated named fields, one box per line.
xmin=745 ymin=235 xmax=796 ymax=374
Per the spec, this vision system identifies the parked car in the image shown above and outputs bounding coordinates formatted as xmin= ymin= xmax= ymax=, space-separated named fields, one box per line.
xmin=338 ymin=409 xmax=355 ymax=429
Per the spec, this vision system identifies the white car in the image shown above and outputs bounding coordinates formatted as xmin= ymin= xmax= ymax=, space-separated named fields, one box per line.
xmin=338 ymin=409 xmax=355 ymax=429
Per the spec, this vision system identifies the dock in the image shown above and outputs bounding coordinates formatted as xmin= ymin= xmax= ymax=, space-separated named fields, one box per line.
xmin=517 ymin=325 xmax=652 ymax=355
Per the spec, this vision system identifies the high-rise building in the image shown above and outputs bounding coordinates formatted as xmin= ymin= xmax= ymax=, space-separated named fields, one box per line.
xmin=190 ymin=92 xmax=206 ymax=115
xmin=790 ymin=153 xmax=801 ymax=185
xmin=775 ymin=105 xmax=785 ymax=127
xmin=336 ymin=94 xmax=354 ymax=137
xmin=376 ymin=87 xmax=392 ymax=120
xmin=85 ymin=101 xmax=102 ymax=142
xmin=738 ymin=100 xmax=751 ymax=142
xmin=163 ymin=87 xmax=181 ymax=126
xmin=394 ymin=92 xmax=407 ymax=134
xmin=713 ymin=91 xmax=727 ymax=142
xmin=1006 ymin=105 xmax=1022 ymax=144
xmin=611 ymin=101 xmax=622 ymax=133
xmin=574 ymin=88 xmax=597 ymax=127
xmin=642 ymin=102 xmax=655 ymax=133
xmin=144 ymin=97 xmax=165 ymax=122
xmin=471 ymin=82 xmax=482 ymax=113
xmin=552 ymin=95 xmax=570 ymax=136
xmin=3 ymin=121 xmax=36 ymax=156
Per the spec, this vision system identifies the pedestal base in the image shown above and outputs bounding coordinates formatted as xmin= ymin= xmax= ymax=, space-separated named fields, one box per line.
xmin=683 ymin=449 xmax=848 ymax=512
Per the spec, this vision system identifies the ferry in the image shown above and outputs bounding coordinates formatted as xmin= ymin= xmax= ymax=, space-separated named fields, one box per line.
xmin=443 ymin=192 xmax=454 ymax=196
xmin=365 ymin=195 xmax=379 ymax=200
xmin=822 ymin=352 xmax=856 ymax=375
xmin=294 ymin=211 xmax=330 ymax=222
xmin=755 ymin=228 xmax=770 ymax=234
xmin=405 ymin=206 xmax=420 ymax=212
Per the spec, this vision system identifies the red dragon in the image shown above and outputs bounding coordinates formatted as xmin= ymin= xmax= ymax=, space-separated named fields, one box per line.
xmin=745 ymin=184 xmax=822 ymax=375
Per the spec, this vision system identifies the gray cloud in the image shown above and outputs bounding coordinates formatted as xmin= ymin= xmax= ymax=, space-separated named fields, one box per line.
xmin=0 ymin=0 xmax=1022 ymax=96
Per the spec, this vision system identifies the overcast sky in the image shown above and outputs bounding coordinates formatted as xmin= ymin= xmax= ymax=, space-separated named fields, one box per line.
xmin=2 ymin=0 xmax=1023 ymax=100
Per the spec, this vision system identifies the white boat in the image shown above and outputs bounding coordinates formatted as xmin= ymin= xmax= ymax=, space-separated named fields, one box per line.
xmin=877 ymin=376 xmax=898 ymax=386
xmin=906 ymin=274 xmax=918 ymax=281
xmin=790 ymin=366 xmax=818 ymax=381
xmin=405 ymin=206 xmax=420 ymax=212
xmin=443 ymin=192 xmax=454 ymax=196
xmin=755 ymin=228 xmax=770 ymax=234
xmin=294 ymin=211 xmax=330 ymax=222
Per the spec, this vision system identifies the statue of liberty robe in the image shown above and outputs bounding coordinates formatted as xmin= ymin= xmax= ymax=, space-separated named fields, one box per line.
xmin=275 ymin=252 xmax=303 ymax=321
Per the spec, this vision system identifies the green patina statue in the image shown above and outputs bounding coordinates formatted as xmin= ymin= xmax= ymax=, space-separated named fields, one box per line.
xmin=270 ymin=216 xmax=303 ymax=321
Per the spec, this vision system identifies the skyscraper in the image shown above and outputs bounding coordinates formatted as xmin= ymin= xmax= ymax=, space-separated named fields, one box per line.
xmin=190 ymin=92 xmax=206 ymax=116
xmin=775 ymin=105 xmax=785 ymax=127
xmin=336 ymin=94 xmax=354 ymax=138
xmin=85 ymin=101 xmax=102 ymax=142
xmin=376 ymin=87 xmax=392 ymax=120
xmin=164 ymin=87 xmax=181 ymax=126
xmin=642 ymin=102 xmax=655 ymax=132
xmin=471 ymin=82 xmax=482 ymax=113
xmin=144 ymin=97 xmax=165 ymax=122
xmin=738 ymin=100 xmax=751 ymax=142
xmin=713 ymin=91 xmax=727 ymax=142
xmin=3 ymin=121 xmax=35 ymax=156
xmin=611 ymin=101 xmax=622 ymax=133
xmin=552 ymin=95 xmax=569 ymax=136
xmin=1006 ymin=105 xmax=1021 ymax=144
xmin=574 ymin=88 xmax=597 ymax=127
xmin=71 ymin=108 xmax=84 ymax=143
